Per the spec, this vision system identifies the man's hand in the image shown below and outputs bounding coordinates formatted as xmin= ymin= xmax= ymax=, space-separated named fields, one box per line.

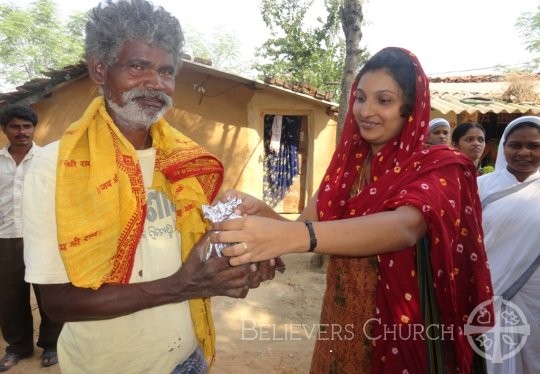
xmin=247 ymin=259 xmax=278 ymax=289
xmin=36 ymin=232 xmax=281 ymax=323
xmin=175 ymin=232 xmax=280 ymax=298
xmin=176 ymin=232 xmax=253 ymax=299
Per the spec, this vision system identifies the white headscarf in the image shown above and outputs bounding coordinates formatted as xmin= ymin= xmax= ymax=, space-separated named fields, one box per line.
xmin=495 ymin=115 xmax=540 ymax=170
xmin=478 ymin=115 xmax=540 ymax=374
xmin=428 ymin=118 xmax=450 ymax=132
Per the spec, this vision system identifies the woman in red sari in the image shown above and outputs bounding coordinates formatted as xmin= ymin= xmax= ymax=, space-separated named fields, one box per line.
xmin=214 ymin=47 xmax=493 ymax=373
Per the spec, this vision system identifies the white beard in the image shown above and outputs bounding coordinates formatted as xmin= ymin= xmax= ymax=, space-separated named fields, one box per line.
xmin=106 ymin=88 xmax=173 ymax=130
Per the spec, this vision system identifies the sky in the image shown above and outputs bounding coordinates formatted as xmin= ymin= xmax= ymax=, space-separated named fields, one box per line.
xmin=8 ymin=0 xmax=540 ymax=78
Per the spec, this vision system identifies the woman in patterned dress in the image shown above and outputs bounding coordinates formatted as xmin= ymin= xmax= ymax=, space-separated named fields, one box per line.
xmin=213 ymin=47 xmax=494 ymax=373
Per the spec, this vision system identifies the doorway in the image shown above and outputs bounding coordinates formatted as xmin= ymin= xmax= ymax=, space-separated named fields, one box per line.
xmin=262 ymin=114 xmax=308 ymax=214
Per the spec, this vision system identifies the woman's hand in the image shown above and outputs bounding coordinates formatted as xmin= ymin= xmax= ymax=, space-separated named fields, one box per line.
xmin=212 ymin=216 xmax=307 ymax=266
xmin=218 ymin=189 xmax=282 ymax=219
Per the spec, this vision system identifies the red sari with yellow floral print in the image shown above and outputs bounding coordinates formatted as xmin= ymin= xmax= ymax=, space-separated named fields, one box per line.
xmin=310 ymin=48 xmax=493 ymax=374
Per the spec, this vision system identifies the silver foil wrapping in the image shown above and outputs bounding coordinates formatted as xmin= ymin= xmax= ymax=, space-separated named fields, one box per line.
xmin=201 ymin=197 xmax=286 ymax=272
xmin=202 ymin=197 xmax=243 ymax=259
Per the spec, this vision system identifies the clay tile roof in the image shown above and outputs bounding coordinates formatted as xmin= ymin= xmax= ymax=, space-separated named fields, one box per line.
xmin=2 ymin=65 xmax=539 ymax=116
xmin=0 ymin=61 xmax=89 ymax=107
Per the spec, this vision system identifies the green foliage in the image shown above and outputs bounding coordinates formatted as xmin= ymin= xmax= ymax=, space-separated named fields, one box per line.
xmin=515 ymin=5 xmax=540 ymax=69
xmin=254 ymin=0 xmax=345 ymax=100
xmin=479 ymin=165 xmax=495 ymax=175
xmin=185 ymin=26 xmax=251 ymax=75
xmin=0 ymin=0 xmax=86 ymax=89
xmin=516 ymin=5 xmax=540 ymax=53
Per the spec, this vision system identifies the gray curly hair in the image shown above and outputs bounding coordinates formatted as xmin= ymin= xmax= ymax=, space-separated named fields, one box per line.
xmin=85 ymin=0 xmax=185 ymax=69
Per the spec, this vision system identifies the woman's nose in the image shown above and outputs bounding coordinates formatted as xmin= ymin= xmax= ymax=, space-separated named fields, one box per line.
xmin=359 ymin=100 xmax=374 ymax=117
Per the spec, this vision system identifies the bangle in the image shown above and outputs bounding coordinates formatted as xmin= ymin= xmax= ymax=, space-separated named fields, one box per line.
xmin=304 ymin=220 xmax=317 ymax=252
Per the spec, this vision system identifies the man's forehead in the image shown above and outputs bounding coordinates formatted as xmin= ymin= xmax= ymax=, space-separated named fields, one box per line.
xmin=6 ymin=118 xmax=33 ymax=125
xmin=116 ymin=40 xmax=174 ymax=59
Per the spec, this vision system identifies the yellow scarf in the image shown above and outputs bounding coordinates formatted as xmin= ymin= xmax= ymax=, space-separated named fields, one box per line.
xmin=56 ymin=96 xmax=223 ymax=364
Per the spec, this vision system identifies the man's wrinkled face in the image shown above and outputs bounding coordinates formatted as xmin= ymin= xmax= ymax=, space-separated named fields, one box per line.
xmin=101 ymin=39 xmax=176 ymax=129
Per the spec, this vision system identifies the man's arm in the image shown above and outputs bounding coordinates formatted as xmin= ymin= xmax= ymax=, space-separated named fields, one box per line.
xmin=38 ymin=232 xmax=257 ymax=323
xmin=23 ymin=145 xmax=272 ymax=323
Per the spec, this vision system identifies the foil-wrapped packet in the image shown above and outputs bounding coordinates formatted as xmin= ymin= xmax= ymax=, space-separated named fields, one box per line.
xmin=202 ymin=197 xmax=243 ymax=259
xmin=201 ymin=197 xmax=286 ymax=273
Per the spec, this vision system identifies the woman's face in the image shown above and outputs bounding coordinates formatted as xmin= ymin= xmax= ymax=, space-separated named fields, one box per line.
xmin=427 ymin=127 xmax=450 ymax=145
xmin=454 ymin=127 xmax=486 ymax=164
xmin=504 ymin=126 xmax=540 ymax=181
xmin=352 ymin=70 xmax=407 ymax=154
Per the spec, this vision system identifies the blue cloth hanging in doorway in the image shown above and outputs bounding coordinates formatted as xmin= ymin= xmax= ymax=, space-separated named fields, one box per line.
xmin=263 ymin=115 xmax=300 ymax=207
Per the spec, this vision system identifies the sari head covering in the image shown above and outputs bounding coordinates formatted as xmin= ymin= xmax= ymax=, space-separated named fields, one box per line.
xmin=495 ymin=115 xmax=540 ymax=170
xmin=315 ymin=47 xmax=493 ymax=373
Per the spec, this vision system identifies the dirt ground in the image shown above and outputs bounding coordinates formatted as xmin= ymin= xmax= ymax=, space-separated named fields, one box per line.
xmin=1 ymin=253 xmax=327 ymax=373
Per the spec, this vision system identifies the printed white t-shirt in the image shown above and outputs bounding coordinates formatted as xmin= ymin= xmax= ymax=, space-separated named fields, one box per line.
xmin=23 ymin=141 xmax=197 ymax=373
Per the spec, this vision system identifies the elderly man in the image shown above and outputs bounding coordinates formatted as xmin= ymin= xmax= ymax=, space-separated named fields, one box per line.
xmin=22 ymin=1 xmax=274 ymax=373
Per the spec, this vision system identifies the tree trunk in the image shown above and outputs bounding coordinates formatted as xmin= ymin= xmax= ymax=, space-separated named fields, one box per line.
xmin=311 ymin=0 xmax=365 ymax=270
xmin=337 ymin=0 xmax=365 ymax=140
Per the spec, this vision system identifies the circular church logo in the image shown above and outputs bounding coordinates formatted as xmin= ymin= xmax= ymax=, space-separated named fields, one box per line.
xmin=464 ymin=296 xmax=530 ymax=363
